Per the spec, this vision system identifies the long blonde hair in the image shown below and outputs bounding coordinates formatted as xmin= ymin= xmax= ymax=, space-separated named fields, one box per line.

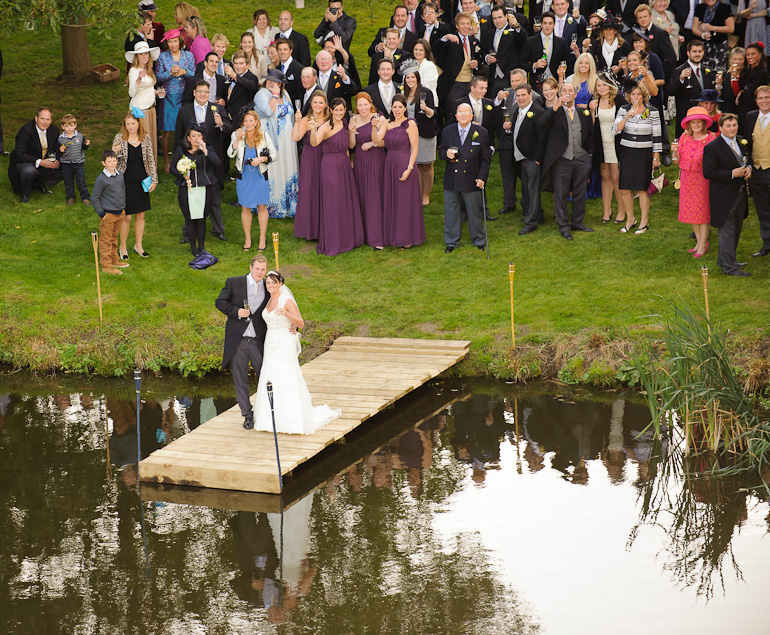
xmin=242 ymin=110 xmax=264 ymax=147
xmin=572 ymin=53 xmax=597 ymax=95
xmin=131 ymin=54 xmax=156 ymax=82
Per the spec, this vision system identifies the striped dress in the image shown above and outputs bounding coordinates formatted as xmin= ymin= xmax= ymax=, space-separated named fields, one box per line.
xmin=612 ymin=105 xmax=663 ymax=191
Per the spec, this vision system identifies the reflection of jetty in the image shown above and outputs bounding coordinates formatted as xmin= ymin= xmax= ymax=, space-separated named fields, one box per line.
xmin=138 ymin=337 xmax=470 ymax=495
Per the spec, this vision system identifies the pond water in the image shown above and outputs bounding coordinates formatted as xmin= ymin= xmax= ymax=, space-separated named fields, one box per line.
xmin=1 ymin=374 xmax=768 ymax=634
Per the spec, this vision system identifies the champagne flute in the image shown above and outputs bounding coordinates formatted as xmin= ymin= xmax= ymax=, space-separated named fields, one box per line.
xmin=243 ymin=300 xmax=251 ymax=323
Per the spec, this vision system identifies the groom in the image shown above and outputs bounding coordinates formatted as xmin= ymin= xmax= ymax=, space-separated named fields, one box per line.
xmin=215 ymin=254 xmax=271 ymax=429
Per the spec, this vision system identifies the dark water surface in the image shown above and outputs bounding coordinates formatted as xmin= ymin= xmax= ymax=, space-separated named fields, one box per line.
xmin=1 ymin=374 xmax=768 ymax=634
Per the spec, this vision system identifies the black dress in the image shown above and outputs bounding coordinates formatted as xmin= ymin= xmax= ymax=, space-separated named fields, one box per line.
xmin=124 ymin=142 xmax=151 ymax=215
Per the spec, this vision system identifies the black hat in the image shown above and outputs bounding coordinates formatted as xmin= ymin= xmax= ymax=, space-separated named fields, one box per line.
xmin=601 ymin=16 xmax=621 ymax=31
xmin=265 ymin=68 xmax=287 ymax=84
xmin=691 ymin=88 xmax=724 ymax=103
xmin=186 ymin=123 xmax=207 ymax=136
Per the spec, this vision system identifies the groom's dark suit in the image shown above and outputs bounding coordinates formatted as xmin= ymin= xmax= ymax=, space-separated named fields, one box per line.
xmin=216 ymin=273 xmax=271 ymax=422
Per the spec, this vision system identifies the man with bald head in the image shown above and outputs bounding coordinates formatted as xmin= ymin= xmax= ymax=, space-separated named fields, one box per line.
xmin=438 ymin=102 xmax=491 ymax=253
xmin=277 ymin=10 xmax=311 ymax=67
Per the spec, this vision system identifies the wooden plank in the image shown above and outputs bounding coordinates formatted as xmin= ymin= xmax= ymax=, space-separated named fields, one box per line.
xmin=324 ymin=347 xmax=468 ymax=359
xmin=140 ymin=458 xmax=283 ymax=493
xmin=332 ymin=336 xmax=470 ymax=349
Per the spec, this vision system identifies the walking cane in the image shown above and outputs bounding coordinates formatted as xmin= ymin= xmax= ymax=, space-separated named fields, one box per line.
xmin=266 ymin=381 xmax=283 ymax=493
xmin=480 ymin=185 xmax=490 ymax=260
xmin=91 ymin=231 xmax=103 ymax=322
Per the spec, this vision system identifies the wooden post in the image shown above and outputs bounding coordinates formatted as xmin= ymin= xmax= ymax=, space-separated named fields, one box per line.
xmin=701 ymin=266 xmax=710 ymax=340
xmin=272 ymin=232 xmax=280 ymax=270
xmin=91 ymin=231 xmax=103 ymax=323
xmin=509 ymin=262 xmax=515 ymax=349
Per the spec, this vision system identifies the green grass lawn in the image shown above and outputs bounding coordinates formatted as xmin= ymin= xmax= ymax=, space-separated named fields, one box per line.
xmin=1 ymin=1 xmax=769 ymax=382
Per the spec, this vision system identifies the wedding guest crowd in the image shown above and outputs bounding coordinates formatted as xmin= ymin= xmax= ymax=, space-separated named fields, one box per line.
xmin=7 ymin=0 xmax=770 ymax=277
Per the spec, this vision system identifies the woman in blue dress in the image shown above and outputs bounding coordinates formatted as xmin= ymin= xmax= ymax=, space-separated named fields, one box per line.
xmin=155 ymin=29 xmax=195 ymax=172
xmin=227 ymin=110 xmax=278 ymax=252
xmin=253 ymin=68 xmax=299 ymax=218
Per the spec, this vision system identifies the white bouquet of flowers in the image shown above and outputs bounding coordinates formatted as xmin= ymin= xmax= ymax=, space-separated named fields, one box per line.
xmin=176 ymin=156 xmax=196 ymax=187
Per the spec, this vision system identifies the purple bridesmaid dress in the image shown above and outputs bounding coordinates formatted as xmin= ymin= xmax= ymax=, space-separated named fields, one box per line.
xmin=317 ymin=121 xmax=364 ymax=256
xmin=383 ymin=120 xmax=425 ymax=247
xmin=353 ymin=121 xmax=386 ymax=248
xmin=294 ymin=130 xmax=323 ymax=240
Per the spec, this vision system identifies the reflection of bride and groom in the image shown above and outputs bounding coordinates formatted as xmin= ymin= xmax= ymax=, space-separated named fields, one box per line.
xmin=216 ymin=254 xmax=340 ymax=432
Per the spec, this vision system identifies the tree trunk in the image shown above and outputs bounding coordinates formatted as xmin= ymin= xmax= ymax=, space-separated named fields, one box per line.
xmin=61 ymin=24 xmax=92 ymax=78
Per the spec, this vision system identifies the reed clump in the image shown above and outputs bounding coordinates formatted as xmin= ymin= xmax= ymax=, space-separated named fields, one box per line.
xmin=631 ymin=299 xmax=770 ymax=479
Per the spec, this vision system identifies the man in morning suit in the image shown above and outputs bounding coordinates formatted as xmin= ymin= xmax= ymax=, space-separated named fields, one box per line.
xmin=224 ymin=51 xmax=259 ymax=128
xmin=502 ymin=83 xmax=546 ymax=234
xmin=277 ymin=11 xmax=311 ymax=68
xmin=439 ymin=103 xmax=492 ymax=252
xmin=482 ymin=6 xmax=528 ymax=95
xmin=703 ymin=113 xmax=752 ymax=277
xmin=8 ymin=107 xmax=62 ymax=203
xmin=368 ymin=28 xmax=413 ymax=85
xmin=183 ymin=52 xmax=226 ymax=105
xmin=275 ymin=38 xmax=305 ymax=107
xmin=215 ymin=255 xmax=271 ymax=429
xmin=315 ymin=50 xmax=358 ymax=110
xmin=540 ymin=82 xmax=594 ymax=239
xmin=744 ymin=85 xmax=770 ymax=258
xmin=314 ymin=0 xmax=357 ymax=49
xmin=370 ymin=5 xmax=419 ymax=56
xmin=668 ymin=40 xmax=714 ymax=137
xmin=364 ymin=58 xmax=398 ymax=116
xmin=420 ymin=2 xmax=451 ymax=49
xmin=633 ymin=4 xmax=676 ymax=81
xmin=175 ymin=80 xmax=233 ymax=241
xmin=522 ymin=12 xmax=569 ymax=91
xmin=401 ymin=0 xmax=425 ymax=35
xmin=551 ymin=0 xmax=586 ymax=73
xmin=435 ymin=12 xmax=485 ymax=115
xmin=299 ymin=67 xmax=322 ymax=116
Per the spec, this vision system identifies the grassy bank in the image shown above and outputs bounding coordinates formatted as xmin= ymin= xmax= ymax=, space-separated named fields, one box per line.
xmin=1 ymin=1 xmax=769 ymax=387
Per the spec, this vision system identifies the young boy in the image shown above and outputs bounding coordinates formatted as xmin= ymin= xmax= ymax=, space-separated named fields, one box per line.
xmin=91 ymin=150 xmax=127 ymax=276
xmin=58 ymin=114 xmax=91 ymax=206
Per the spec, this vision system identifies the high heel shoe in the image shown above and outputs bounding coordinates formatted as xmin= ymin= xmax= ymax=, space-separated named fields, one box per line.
xmin=693 ymin=241 xmax=709 ymax=257
xmin=634 ymin=224 xmax=649 ymax=234
xmin=620 ymin=219 xmax=637 ymax=233
xmin=258 ymin=239 xmax=267 ymax=252
xmin=613 ymin=216 xmax=626 ymax=225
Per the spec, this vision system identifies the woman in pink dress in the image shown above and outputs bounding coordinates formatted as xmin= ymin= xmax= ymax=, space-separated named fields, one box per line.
xmin=371 ymin=94 xmax=424 ymax=249
xmin=673 ymin=107 xmax=717 ymax=258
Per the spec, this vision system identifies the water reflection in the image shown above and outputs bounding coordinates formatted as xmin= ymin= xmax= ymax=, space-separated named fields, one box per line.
xmin=1 ymin=375 xmax=768 ymax=633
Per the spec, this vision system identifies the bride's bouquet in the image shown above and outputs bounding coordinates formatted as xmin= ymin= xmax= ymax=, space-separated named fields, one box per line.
xmin=176 ymin=157 xmax=196 ymax=188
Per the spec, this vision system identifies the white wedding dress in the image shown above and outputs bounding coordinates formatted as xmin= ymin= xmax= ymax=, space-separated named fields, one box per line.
xmin=253 ymin=288 xmax=341 ymax=434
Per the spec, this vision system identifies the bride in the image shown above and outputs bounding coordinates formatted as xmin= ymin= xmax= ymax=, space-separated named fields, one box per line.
xmin=253 ymin=271 xmax=341 ymax=434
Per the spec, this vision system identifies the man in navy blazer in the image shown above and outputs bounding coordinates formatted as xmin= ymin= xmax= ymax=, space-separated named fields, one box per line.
xmin=540 ymin=82 xmax=594 ymax=239
xmin=703 ymin=114 xmax=752 ymax=277
xmin=8 ymin=107 xmax=62 ymax=203
xmin=215 ymin=255 xmax=272 ymax=429
xmin=439 ymin=103 xmax=492 ymax=252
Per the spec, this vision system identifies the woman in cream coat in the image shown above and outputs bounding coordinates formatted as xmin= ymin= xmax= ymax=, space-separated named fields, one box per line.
xmin=228 ymin=109 xmax=278 ymax=251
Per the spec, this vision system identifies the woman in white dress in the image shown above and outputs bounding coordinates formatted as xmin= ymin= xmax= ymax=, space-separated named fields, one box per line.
xmin=248 ymin=8 xmax=280 ymax=57
xmin=254 ymin=68 xmax=299 ymax=218
xmin=253 ymin=271 xmax=341 ymax=435
xmin=413 ymin=39 xmax=439 ymax=104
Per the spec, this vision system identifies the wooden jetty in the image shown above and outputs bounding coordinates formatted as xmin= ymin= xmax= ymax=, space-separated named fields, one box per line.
xmin=138 ymin=337 xmax=470 ymax=494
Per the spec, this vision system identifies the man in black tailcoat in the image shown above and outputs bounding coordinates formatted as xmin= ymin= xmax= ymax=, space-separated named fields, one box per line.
xmin=434 ymin=12 xmax=485 ymax=116
xmin=744 ymin=86 xmax=770 ymax=258
xmin=315 ymin=50 xmax=358 ymax=110
xmin=183 ymin=52 xmax=226 ymax=105
xmin=521 ymin=12 xmax=569 ymax=91
xmin=364 ymin=58 xmax=399 ymax=116
xmin=668 ymin=40 xmax=714 ymax=137
xmin=439 ymin=103 xmax=492 ymax=253
xmin=223 ymin=51 xmax=259 ymax=128
xmin=540 ymin=82 xmax=594 ymax=239
xmin=275 ymin=38 xmax=305 ymax=106
xmin=215 ymin=255 xmax=271 ymax=429
xmin=703 ymin=114 xmax=752 ymax=277
xmin=277 ymin=10 xmax=312 ymax=68
xmin=482 ymin=5 xmax=528 ymax=95
xmin=175 ymin=80 xmax=233 ymax=241
xmin=8 ymin=107 xmax=62 ymax=203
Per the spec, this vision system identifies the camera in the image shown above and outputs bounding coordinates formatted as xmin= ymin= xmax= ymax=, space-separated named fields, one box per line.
xmin=507 ymin=8 xmax=514 ymax=15
xmin=329 ymin=7 xmax=338 ymax=15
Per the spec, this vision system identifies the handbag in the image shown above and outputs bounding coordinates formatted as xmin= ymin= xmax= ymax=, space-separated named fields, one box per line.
xmin=646 ymin=167 xmax=669 ymax=196
xmin=189 ymin=250 xmax=219 ymax=270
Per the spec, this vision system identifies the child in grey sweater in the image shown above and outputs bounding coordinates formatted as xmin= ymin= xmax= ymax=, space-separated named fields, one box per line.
xmin=58 ymin=113 xmax=91 ymax=206
xmin=92 ymin=150 xmax=127 ymax=275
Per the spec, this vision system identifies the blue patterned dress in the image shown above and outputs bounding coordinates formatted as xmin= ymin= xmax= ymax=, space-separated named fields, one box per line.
xmin=254 ymin=88 xmax=299 ymax=218
xmin=155 ymin=49 xmax=196 ymax=131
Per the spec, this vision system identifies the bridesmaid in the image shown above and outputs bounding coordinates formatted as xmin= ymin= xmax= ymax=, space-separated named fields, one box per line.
xmin=292 ymin=90 xmax=330 ymax=241
xmin=349 ymin=92 xmax=386 ymax=250
xmin=310 ymin=97 xmax=364 ymax=256
xmin=371 ymin=94 xmax=424 ymax=249
xmin=227 ymin=110 xmax=277 ymax=251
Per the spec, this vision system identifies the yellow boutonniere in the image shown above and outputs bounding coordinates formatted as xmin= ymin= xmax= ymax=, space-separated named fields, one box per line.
xmin=335 ymin=82 xmax=340 ymax=88
xmin=567 ymin=16 xmax=573 ymax=24
xmin=740 ymin=138 xmax=748 ymax=145
xmin=583 ymin=109 xmax=590 ymax=116
xmin=485 ymin=104 xmax=492 ymax=110
xmin=705 ymin=68 xmax=711 ymax=73
xmin=394 ymin=54 xmax=401 ymax=60
xmin=475 ymin=45 xmax=481 ymax=53
xmin=641 ymin=108 xmax=650 ymax=119
xmin=503 ymin=29 xmax=510 ymax=35
xmin=472 ymin=130 xmax=479 ymax=140
xmin=398 ymin=85 xmax=404 ymax=92
xmin=526 ymin=111 xmax=534 ymax=118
